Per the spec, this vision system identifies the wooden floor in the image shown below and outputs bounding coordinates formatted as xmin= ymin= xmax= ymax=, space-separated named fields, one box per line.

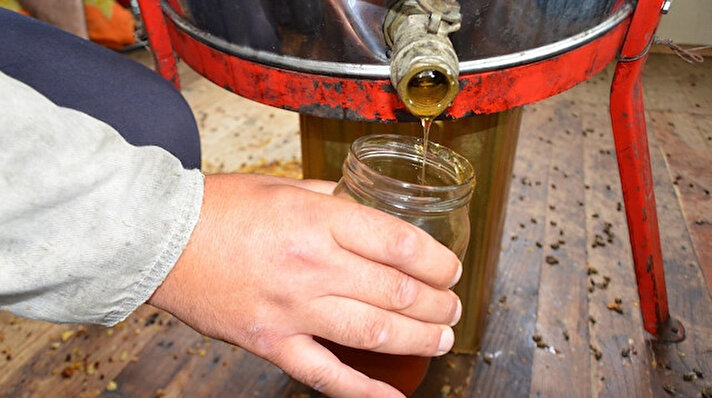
xmin=1 ymin=53 xmax=710 ymax=398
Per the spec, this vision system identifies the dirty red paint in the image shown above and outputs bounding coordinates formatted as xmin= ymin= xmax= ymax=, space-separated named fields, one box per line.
xmin=610 ymin=0 xmax=671 ymax=338
xmin=147 ymin=7 xmax=629 ymax=121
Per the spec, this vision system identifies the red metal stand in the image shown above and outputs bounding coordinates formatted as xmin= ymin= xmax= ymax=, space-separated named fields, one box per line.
xmin=610 ymin=0 xmax=682 ymax=341
xmin=136 ymin=0 xmax=180 ymax=89
xmin=136 ymin=0 xmax=681 ymax=341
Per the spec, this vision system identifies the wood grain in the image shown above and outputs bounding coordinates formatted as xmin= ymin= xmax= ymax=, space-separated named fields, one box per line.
xmin=468 ymin=103 xmax=552 ymax=397
xmin=649 ymin=110 xmax=712 ymax=296
xmin=579 ymin=101 xmax=654 ymax=398
xmin=645 ymin=119 xmax=712 ymax=398
xmin=528 ymin=96 xmax=591 ymax=398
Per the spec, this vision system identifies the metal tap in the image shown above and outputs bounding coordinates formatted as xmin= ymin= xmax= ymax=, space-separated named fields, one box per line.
xmin=384 ymin=0 xmax=462 ymax=118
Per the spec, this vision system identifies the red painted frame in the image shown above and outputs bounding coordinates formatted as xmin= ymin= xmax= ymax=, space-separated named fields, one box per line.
xmin=137 ymin=0 xmax=179 ymax=88
xmin=137 ymin=0 xmax=677 ymax=339
xmin=610 ymin=0 xmax=681 ymax=339
xmin=141 ymin=0 xmax=629 ymax=121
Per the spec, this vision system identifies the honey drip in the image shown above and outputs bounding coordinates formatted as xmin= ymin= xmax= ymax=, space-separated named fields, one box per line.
xmin=420 ymin=117 xmax=433 ymax=184
xmin=405 ymin=69 xmax=449 ymax=185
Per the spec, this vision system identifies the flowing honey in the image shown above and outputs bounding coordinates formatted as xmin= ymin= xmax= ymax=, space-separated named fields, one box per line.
xmin=419 ymin=117 xmax=433 ymax=184
xmin=402 ymin=69 xmax=450 ymax=185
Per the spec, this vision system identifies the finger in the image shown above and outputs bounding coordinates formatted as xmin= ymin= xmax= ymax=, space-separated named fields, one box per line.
xmin=304 ymin=296 xmax=454 ymax=357
xmin=328 ymin=201 xmax=462 ymax=289
xmin=275 ymin=334 xmax=404 ymax=398
xmin=328 ymin=250 xmax=462 ymax=326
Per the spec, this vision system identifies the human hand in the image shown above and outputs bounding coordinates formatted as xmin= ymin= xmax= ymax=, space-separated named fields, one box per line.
xmin=148 ymin=173 xmax=462 ymax=397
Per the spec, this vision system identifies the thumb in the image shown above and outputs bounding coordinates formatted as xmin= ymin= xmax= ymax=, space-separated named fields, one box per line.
xmin=275 ymin=335 xmax=404 ymax=398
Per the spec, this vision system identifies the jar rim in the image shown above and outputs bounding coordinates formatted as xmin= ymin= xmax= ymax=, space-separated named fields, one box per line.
xmin=343 ymin=134 xmax=475 ymax=214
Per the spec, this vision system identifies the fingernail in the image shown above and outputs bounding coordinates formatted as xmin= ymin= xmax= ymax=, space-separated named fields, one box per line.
xmin=437 ymin=327 xmax=454 ymax=356
xmin=450 ymin=262 xmax=463 ymax=287
xmin=450 ymin=297 xmax=462 ymax=326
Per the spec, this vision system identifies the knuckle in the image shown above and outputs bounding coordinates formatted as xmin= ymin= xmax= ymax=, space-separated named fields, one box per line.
xmin=281 ymin=233 xmax=322 ymax=267
xmin=389 ymin=273 xmax=419 ymax=310
xmin=283 ymin=237 xmax=303 ymax=258
xmin=283 ymin=237 xmax=313 ymax=265
xmin=303 ymin=363 xmax=339 ymax=393
xmin=245 ymin=324 xmax=278 ymax=357
xmin=266 ymin=184 xmax=296 ymax=208
xmin=359 ymin=316 xmax=390 ymax=351
xmin=387 ymin=226 xmax=419 ymax=264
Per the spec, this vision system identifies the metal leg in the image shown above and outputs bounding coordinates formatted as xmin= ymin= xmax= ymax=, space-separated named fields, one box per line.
xmin=608 ymin=0 xmax=683 ymax=342
xmin=610 ymin=59 xmax=682 ymax=341
xmin=136 ymin=0 xmax=180 ymax=89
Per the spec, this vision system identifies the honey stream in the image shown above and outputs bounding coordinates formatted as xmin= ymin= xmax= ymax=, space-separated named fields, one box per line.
xmin=405 ymin=70 xmax=450 ymax=185
xmin=418 ymin=117 xmax=431 ymax=184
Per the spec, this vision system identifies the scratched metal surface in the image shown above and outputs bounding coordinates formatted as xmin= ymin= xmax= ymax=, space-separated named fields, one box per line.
xmin=176 ymin=0 xmax=631 ymax=64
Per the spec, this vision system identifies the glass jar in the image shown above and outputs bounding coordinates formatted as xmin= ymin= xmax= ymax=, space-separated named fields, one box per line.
xmin=327 ymin=134 xmax=475 ymax=395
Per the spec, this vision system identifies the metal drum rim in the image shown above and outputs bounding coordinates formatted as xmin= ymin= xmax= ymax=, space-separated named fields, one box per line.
xmin=161 ymin=1 xmax=632 ymax=79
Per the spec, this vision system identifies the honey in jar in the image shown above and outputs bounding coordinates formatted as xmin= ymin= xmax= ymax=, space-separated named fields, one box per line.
xmin=329 ymin=134 xmax=475 ymax=395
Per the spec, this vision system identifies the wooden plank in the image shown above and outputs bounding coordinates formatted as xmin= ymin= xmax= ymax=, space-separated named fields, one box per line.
xmin=0 ymin=306 xmax=167 ymax=398
xmin=106 ymin=315 xmax=206 ymax=397
xmin=159 ymin=337 xmax=287 ymax=397
xmin=0 ymin=312 xmax=59 ymax=389
xmin=645 ymin=122 xmax=712 ymax=398
xmin=232 ymin=359 xmax=293 ymax=398
xmin=528 ymin=94 xmax=591 ymax=398
xmin=641 ymin=54 xmax=711 ymax=116
xmin=110 ymin=315 xmax=295 ymax=398
xmin=641 ymin=56 xmax=699 ymax=114
xmin=468 ymin=103 xmax=553 ymax=397
xmin=579 ymin=102 xmax=654 ymax=397
xmin=649 ymin=110 xmax=712 ymax=295
xmin=656 ymin=54 xmax=712 ymax=116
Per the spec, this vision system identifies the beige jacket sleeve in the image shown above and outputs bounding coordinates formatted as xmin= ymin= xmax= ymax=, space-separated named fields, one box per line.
xmin=0 ymin=71 xmax=203 ymax=326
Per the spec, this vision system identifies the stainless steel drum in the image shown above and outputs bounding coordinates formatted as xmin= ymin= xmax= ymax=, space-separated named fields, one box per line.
xmin=172 ymin=0 xmax=631 ymax=77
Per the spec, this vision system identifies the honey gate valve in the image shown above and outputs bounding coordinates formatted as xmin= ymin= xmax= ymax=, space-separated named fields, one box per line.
xmin=384 ymin=0 xmax=462 ymax=118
